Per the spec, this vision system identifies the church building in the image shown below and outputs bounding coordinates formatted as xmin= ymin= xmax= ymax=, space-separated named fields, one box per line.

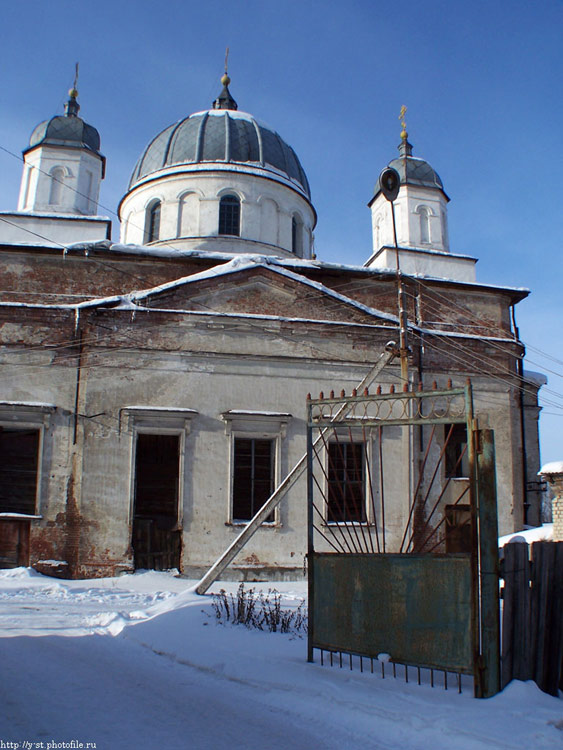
xmin=0 ymin=73 xmax=545 ymax=578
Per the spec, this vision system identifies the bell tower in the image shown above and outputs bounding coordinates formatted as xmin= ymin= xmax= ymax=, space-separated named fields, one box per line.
xmin=366 ymin=109 xmax=476 ymax=282
xmin=18 ymin=70 xmax=105 ymax=216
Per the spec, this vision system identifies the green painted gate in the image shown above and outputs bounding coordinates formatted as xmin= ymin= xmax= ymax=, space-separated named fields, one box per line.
xmin=306 ymin=382 xmax=500 ymax=697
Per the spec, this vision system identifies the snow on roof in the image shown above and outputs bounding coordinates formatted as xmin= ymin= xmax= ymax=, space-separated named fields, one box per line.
xmin=0 ymin=211 xmax=110 ymax=222
xmin=524 ymin=370 xmax=548 ymax=387
xmin=122 ymin=406 xmax=198 ymax=414
xmin=0 ymin=400 xmax=56 ymax=409
xmin=499 ymin=524 xmax=553 ymax=548
xmin=127 ymin=255 xmax=401 ymax=325
xmin=222 ymin=410 xmax=292 ymax=418
xmin=36 ymin=240 xmax=528 ymax=296
xmin=539 ymin=461 xmax=563 ymax=475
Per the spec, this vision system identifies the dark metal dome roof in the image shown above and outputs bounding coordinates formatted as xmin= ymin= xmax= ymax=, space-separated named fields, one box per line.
xmin=388 ymin=154 xmax=444 ymax=191
xmin=129 ymin=109 xmax=311 ymax=198
xmin=386 ymin=137 xmax=448 ymax=198
xmin=28 ymin=115 xmax=101 ymax=153
xmin=26 ymin=92 xmax=101 ymax=155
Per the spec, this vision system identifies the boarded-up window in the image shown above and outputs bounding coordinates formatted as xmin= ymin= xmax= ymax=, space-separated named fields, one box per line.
xmin=327 ymin=441 xmax=366 ymax=522
xmin=0 ymin=428 xmax=40 ymax=514
xmin=232 ymin=438 xmax=274 ymax=521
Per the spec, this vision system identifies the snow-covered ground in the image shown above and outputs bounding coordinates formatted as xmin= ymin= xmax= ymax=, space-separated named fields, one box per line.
xmin=0 ymin=569 xmax=560 ymax=750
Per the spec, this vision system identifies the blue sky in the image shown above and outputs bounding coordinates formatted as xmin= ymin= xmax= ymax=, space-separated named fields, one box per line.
xmin=1 ymin=0 xmax=562 ymax=465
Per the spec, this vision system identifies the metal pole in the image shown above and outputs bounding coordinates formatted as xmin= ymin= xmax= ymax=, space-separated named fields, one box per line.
xmin=390 ymin=201 xmax=409 ymax=385
xmin=195 ymin=344 xmax=397 ymax=595
xmin=307 ymin=408 xmax=315 ymax=663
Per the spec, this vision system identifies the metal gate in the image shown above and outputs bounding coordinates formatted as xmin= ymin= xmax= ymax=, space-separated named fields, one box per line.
xmin=306 ymin=381 xmax=500 ymax=698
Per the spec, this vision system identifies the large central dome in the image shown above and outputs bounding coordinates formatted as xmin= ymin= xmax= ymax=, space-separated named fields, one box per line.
xmin=129 ymin=109 xmax=310 ymax=198
xmin=119 ymin=75 xmax=315 ymax=259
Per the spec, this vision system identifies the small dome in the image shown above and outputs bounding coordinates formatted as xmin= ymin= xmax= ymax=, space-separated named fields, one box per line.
xmin=27 ymin=115 xmax=101 ymax=154
xmin=129 ymin=109 xmax=310 ymax=198
xmin=388 ymin=154 xmax=445 ymax=192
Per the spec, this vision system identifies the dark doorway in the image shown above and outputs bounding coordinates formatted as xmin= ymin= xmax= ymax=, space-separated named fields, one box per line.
xmin=0 ymin=427 xmax=39 ymax=568
xmin=132 ymin=433 xmax=181 ymax=571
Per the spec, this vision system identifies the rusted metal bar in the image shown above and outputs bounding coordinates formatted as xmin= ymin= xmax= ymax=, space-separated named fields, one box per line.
xmin=311 ymin=459 xmax=355 ymax=554
xmin=399 ymin=424 xmax=436 ymax=553
xmin=316 ymin=430 xmax=362 ymax=553
xmin=348 ymin=424 xmax=374 ymax=553
xmin=403 ymin=423 xmax=454 ymax=552
xmin=362 ymin=423 xmax=380 ymax=553
xmin=421 ymin=486 xmax=470 ymax=554
xmin=410 ymin=445 xmax=468 ymax=553
xmin=324 ymin=429 xmax=367 ymax=553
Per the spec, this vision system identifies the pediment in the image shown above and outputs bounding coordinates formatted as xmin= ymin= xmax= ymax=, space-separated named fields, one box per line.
xmin=133 ymin=263 xmax=396 ymax=326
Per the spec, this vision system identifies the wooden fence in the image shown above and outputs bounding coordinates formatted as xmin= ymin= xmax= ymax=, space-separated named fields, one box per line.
xmin=501 ymin=541 xmax=563 ymax=696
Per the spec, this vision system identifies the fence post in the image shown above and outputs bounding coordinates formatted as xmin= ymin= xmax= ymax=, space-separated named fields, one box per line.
xmin=531 ymin=541 xmax=563 ymax=696
xmin=476 ymin=428 xmax=500 ymax=698
xmin=501 ymin=542 xmax=531 ymax=688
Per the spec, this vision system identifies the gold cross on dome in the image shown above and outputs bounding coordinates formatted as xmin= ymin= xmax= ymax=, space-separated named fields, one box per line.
xmin=399 ymin=105 xmax=407 ymax=132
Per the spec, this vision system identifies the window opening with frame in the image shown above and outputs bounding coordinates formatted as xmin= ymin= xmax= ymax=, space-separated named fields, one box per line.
xmin=146 ymin=201 xmax=161 ymax=243
xmin=327 ymin=440 xmax=366 ymax=523
xmin=232 ymin=437 xmax=275 ymax=522
xmin=0 ymin=427 xmax=40 ymax=515
xmin=219 ymin=194 xmax=240 ymax=236
xmin=445 ymin=423 xmax=469 ymax=478
xmin=291 ymin=215 xmax=303 ymax=255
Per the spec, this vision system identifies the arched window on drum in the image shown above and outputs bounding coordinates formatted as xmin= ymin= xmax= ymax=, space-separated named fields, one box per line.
xmin=218 ymin=194 xmax=240 ymax=236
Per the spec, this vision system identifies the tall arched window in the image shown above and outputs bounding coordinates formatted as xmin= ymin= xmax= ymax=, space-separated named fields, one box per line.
xmin=292 ymin=214 xmax=303 ymax=256
xmin=146 ymin=201 xmax=161 ymax=243
xmin=49 ymin=167 xmax=65 ymax=205
xmin=418 ymin=206 xmax=430 ymax=244
xmin=218 ymin=194 xmax=240 ymax=236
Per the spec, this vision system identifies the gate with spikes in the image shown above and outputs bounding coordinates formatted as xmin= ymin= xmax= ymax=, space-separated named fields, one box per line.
xmin=306 ymin=380 xmax=500 ymax=698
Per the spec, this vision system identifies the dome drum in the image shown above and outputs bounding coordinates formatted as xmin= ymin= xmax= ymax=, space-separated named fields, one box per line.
xmin=120 ymin=169 xmax=315 ymax=258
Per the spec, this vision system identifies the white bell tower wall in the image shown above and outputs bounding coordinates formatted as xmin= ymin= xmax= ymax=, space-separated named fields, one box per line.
xmin=18 ymin=144 xmax=103 ymax=216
